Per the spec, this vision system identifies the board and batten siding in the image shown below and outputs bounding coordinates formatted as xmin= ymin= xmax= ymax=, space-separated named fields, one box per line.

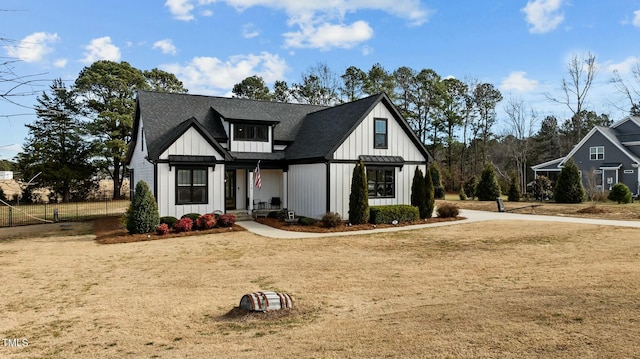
xmin=229 ymin=123 xmax=272 ymax=153
xmin=332 ymin=102 xmax=426 ymax=162
xmin=128 ymin=118 xmax=155 ymax=194
xmin=287 ymin=163 xmax=326 ymax=219
xmin=329 ymin=163 xmax=427 ymax=218
xmin=157 ymin=126 xmax=225 ymax=218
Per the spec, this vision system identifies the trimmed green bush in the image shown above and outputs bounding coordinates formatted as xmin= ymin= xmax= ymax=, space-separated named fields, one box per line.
xmin=436 ymin=202 xmax=459 ymax=218
xmin=425 ymin=167 xmax=435 ymax=219
xmin=321 ymin=212 xmax=343 ymax=228
xmin=369 ymin=205 xmax=419 ymax=224
xmin=348 ymin=160 xmax=369 ymax=224
xmin=608 ymin=183 xmax=632 ymax=204
xmin=125 ymin=181 xmax=160 ymax=234
xmin=476 ymin=163 xmax=501 ymax=201
xmin=464 ymin=175 xmax=477 ymax=200
xmin=299 ymin=217 xmax=316 ymax=226
xmin=507 ymin=172 xmax=521 ymax=202
xmin=411 ymin=167 xmax=428 ymax=219
xmin=554 ymin=158 xmax=584 ymax=203
xmin=159 ymin=216 xmax=178 ymax=228
xmin=429 ymin=162 xmax=445 ymax=199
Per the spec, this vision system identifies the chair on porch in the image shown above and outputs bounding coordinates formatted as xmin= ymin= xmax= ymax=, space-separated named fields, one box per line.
xmin=269 ymin=197 xmax=281 ymax=209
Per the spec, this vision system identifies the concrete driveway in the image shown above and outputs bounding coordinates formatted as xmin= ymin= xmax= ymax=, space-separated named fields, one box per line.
xmin=238 ymin=209 xmax=640 ymax=239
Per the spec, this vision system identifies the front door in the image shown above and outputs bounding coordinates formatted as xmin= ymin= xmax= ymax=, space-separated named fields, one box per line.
xmin=225 ymin=170 xmax=236 ymax=210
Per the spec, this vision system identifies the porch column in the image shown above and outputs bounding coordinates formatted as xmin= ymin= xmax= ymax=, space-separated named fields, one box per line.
xmin=248 ymin=171 xmax=254 ymax=215
xmin=282 ymin=171 xmax=288 ymax=209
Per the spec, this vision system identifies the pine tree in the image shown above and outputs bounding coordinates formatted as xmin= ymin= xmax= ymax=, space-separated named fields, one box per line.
xmin=411 ymin=166 xmax=428 ymax=219
xmin=476 ymin=163 xmax=501 ymax=201
xmin=554 ymin=158 xmax=584 ymax=203
xmin=125 ymin=181 xmax=160 ymax=234
xmin=608 ymin=183 xmax=632 ymax=204
xmin=348 ymin=161 xmax=369 ymax=224
xmin=16 ymin=79 xmax=96 ymax=202
xmin=425 ymin=166 xmax=435 ymax=218
xmin=507 ymin=172 xmax=521 ymax=202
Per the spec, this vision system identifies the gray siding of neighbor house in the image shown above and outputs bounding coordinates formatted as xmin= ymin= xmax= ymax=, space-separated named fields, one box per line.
xmin=613 ymin=119 xmax=640 ymax=134
xmin=570 ymin=131 xmax=637 ymax=193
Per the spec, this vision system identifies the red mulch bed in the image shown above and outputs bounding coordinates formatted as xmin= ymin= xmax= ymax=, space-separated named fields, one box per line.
xmin=255 ymin=216 xmax=465 ymax=233
xmin=93 ymin=216 xmax=246 ymax=244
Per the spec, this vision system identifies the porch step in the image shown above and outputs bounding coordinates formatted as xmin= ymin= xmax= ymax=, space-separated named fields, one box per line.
xmin=226 ymin=210 xmax=254 ymax=222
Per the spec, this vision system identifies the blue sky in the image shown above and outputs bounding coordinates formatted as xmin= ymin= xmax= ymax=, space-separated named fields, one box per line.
xmin=1 ymin=0 xmax=640 ymax=160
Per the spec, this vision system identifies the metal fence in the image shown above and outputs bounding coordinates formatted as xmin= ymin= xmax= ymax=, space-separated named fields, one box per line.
xmin=0 ymin=199 xmax=130 ymax=227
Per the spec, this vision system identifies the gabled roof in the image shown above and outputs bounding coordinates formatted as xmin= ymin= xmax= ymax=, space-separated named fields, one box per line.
xmin=285 ymin=93 xmax=432 ymax=161
xmin=611 ymin=115 xmax=640 ymax=130
xmin=531 ymin=157 xmax=564 ymax=171
xmin=127 ymin=91 xmax=431 ymax=164
xmin=128 ymin=91 xmax=327 ymax=162
xmin=559 ymin=126 xmax=640 ymax=167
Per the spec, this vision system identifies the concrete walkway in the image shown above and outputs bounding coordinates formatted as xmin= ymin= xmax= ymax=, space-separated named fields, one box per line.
xmin=237 ymin=209 xmax=640 ymax=239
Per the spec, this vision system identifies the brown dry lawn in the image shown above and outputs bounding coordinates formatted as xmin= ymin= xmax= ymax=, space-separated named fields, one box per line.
xmin=1 ymin=218 xmax=640 ymax=358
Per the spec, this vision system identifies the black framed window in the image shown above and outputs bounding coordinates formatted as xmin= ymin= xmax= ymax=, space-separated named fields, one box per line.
xmin=176 ymin=168 xmax=208 ymax=204
xmin=374 ymin=118 xmax=388 ymax=149
xmin=367 ymin=167 xmax=395 ymax=198
xmin=234 ymin=124 xmax=268 ymax=142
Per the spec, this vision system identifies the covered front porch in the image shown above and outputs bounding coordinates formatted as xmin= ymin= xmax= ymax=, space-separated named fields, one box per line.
xmin=224 ymin=163 xmax=288 ymax=215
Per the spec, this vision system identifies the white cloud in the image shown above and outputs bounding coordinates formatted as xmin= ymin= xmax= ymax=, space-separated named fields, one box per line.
xmin=161 ymin=52 xmax=288 ymax=94
xmin=153 ymin=39 xmax=177 ymax=55
xmin=81 ymin=37 xmax=121 ymax=63
xmin=53 ymin=58 xmax=67 ymax=68
xmin=5 ymin=32 xmax=59 ymax=63
xmin=522 ymin=0 xmax=564 ymax=34
xmin=165 ymin=0 xmax=194 ymax=21
xmin=633 ymin=10 xmax=640 ymax=27
xmin=501 ymin=71 xmax=539 ymax=92
xmin=242 ymin=23 xmax=260 ymax=39
xmin=604 ymin=56 xmax=640 ymax=74
xmin=165 ymin=0 xmax=431 ymax=49
xmin=284 ymin=20 xmax=374 ymax=50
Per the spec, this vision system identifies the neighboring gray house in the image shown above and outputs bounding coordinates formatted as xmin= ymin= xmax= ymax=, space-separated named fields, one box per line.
xmin=532 ymin=115 xmax=640 ymax=195
xmin=125 ymin=91 xmax=432 ymax=219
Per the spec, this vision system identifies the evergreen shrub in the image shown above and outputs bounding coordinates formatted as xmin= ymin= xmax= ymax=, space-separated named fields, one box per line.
xmin=125 ymin=181 xmax=160 ymax=234
xmin=369 ymin=205 xmax=419 ymax=224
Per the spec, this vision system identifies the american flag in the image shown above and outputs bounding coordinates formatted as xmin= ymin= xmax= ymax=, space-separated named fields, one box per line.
xmin=254 ymin=161 xmax=262 ymax=190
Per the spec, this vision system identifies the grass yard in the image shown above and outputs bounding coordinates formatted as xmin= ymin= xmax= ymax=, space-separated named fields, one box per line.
xmin=1 ymin=218 xmax=640 ymax=358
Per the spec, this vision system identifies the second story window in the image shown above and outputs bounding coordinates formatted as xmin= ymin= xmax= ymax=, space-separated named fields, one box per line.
xmin=234 ymin=124 xmax=268 ymax=142
xmin=374 ymin=118 xmax=388 ymax=149
xmin=590 ymin=146 xmax=604 ymax=160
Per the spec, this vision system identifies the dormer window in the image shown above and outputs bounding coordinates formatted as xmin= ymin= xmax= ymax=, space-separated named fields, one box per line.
xmin=234 ymin=124 xmax=268 ymax=142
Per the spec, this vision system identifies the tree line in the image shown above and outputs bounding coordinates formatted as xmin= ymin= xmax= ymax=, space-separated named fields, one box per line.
xmin=8 ymin=53 xmax=640 ymax=203
xmin=14 ymin=61 xmax=186 ymax=202
xmin=231 ymin=54 xmax=633 ymax=195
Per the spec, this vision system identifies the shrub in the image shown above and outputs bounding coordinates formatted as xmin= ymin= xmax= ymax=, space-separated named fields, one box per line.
xmin=267 ymin=211 xmax=279 ymax=219
xmin=174 ymin=217 xmax=193 ymax=232
xmin=464 ymin=176 xmax=477 ymax=200
xmin=436 ymin=202 xmax=459 ymax=218
xmin=125 ymin=181 xmax=160 ymax=234
xmin=196 ymin=213 xmax=217 ymax=229
xmin=321 ymin=212 xmax=342 ymax=228
xmin=424 ymin=168 xmax=435 ymax=219
xmin=159 ymin=216 xmax=178 ymax=228
xmin=156 ymin=223 xmax=170 ymax=235
xmin=411 ymin=167 xmax=429 ymax=219
xmin=348 ymin=160 xmax=369 ymax=224
xmin=554 ymin=158 xmax=584 ymax=203
xmin=369 ymin=205 xmax=419 ymax=224
xmin=608 ymin=183 xmax=632 ymax=204
xmin=429 ymin=162 xmax=445 ymax=199
xmin=532 ymin=175 xmax=553 ymax=201
xmin=299 ymin=217 xmax=316 ymax=226
xmin=181 ymin=213 xmax=201 ymax=222
xmin=507 ymin=172 xmax=521 ymax=202
xmin=219 ymin=214 xmax=236 ymax=227
xmin=476 ymin=163 xmax=501 ymax=201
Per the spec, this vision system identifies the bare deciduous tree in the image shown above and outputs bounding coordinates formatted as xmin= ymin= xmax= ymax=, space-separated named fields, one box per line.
xmin=504 ymin=97 xmax=538 ymax=193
